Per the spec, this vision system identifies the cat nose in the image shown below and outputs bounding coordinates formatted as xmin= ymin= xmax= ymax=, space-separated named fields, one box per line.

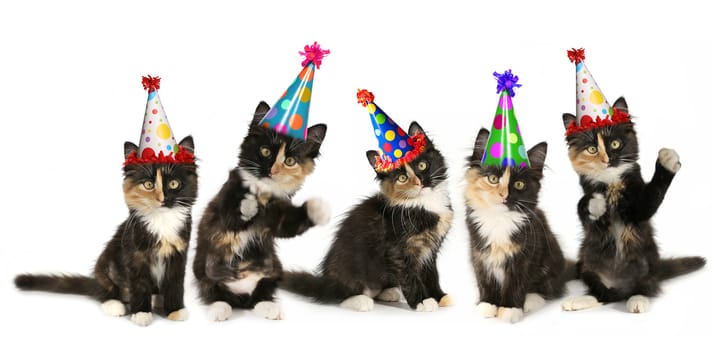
xmin=270 ymin=165 xmax=280 ymax=176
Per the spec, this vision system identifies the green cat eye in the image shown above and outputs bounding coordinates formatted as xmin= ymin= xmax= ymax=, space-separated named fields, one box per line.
xmin=487 ymin=174 xmax=499 ymax=184
xmin=513 ymin=181 xmax=526 ymax=191
xmin=284 ymin=157 xmax=297 ymax=167
xmin=610 ymin=140 xmax=621 ymax=150
xmin=586 ymin=146 xmax=598 ymax=154
xmin=168 ymin=179 xmax=180 ymax=190
xmin=417 ymin=161 xmax=428 ymax=171
xmin=142 ymin=181 xmax=154 ymax=190
xmin=397 ymin=174 xmax=408 ymax=183
xmin=259 ymin=146 xmax=272 ymax=158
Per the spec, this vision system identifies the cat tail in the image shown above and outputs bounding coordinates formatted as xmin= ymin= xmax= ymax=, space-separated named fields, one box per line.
xmin=14 ymin=274 xmax=100 ymax=297
xmin=656 ymin=257 xmax=706 ymax=281
xmin=563 ymin=259 xmax=579 ymax=281
xmin=280 ymin=271 xmax=353 ymax=303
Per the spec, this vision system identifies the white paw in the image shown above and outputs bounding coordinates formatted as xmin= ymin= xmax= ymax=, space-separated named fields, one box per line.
xmin=658 ymin=148 xmax=681 ymax=173
xmin=240 ymin=194 xmax=259 ymax=221
xmin=439 ymin=294 xmax=454 ymax=307
xmin=130 ymin=312 xmax=153 ymax=327
xmin=523 ymin=293 xmax=546 ymax=313
xmin=475 ymin=302 xmax=498 ymax=318
xmin=415 ymin=297 xmax=439 ymax=312
xmin=340 ymin=295 xmax=374 ymax=312
xmin=626 ymin=295 xmax=650 ymax=313
xmin=375 ymin=287 xmax=402 ymax=302
xmin=588 ymin=193 xmax=607 ymax=220
xmin=207 ymin=301 xmax=232 ymax=322
xmin=253 ymin=301 xmax=283 ymax=320
xmin=167 ymin=308 xmax=189 ymax=321
xmin=562 ymin=295 xmax=602 ymax=311
xmin=497 ymin=307 xmax=524 ymax=323
xmin=305 ymin=198 xmax=331 ymax=226
xmin=101 ymin=299 xmax=126 ymax=317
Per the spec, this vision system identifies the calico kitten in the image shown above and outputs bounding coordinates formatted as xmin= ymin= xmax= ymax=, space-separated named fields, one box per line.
xmin=192 ymin=101 xmax=329 ymax=322
xmin=561 ymin=97 xmax=706 ymax=313
xmin=281 ymin=122 xmax=453 ymax=312
xmin=15 ymin=136 xmax=198 ymax=327
xmin=465 ymin=128 xmax=570 ymax=323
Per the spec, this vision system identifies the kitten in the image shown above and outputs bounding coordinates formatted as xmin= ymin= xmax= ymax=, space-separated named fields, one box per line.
xmin=192 ymin=101 xmax=329 ymax=322
xmin=281 ymin=122 xmax=453 ymax=312
xmin=561 ymin=97 xmax=706 ymax=313
xmin=15 ymin=136 xmax=198 ymax=327
xmin=465 ymin=128 xmax=571 ymax=323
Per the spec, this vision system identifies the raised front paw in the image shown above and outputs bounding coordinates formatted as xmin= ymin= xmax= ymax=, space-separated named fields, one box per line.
xmin=658 ymin=148 xmax=681 ymax=173
xmin=240 ymin=194 xmax=259 ymax=221
xmin=588 ymin=193 xmax=607 ymax=220
xmin=305 ymin=198 xmax=331 ymax=226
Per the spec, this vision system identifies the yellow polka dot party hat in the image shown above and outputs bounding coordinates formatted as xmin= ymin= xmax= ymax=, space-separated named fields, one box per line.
xmin=258 ymin=42 xmax=329 ymax=140
xmin=566 ymin=48 xmax=629 ymax=135
xmin=124 ymin=75 xmax=193 ymax=165
xmin=356 ymin=89 xmax=426 ymax=172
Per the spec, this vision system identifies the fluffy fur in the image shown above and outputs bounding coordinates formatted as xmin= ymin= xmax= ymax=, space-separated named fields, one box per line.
xmin=281 ymin=122 xmax=454 ymax=311
xmin=561 ymin=97 xmax=705 ymax=312
xmin=15 ymin=136 xmax=198 ymax=326
xmin=465 ymin=128 xmax=571 ymax=323
xmin=192 ymin=101 xmax=328 ymax=321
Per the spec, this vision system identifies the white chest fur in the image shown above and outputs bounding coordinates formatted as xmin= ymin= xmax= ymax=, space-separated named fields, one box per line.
xmin=397 ymin=181 xmax=452 ymax=216
xmin=139 ymin=206 xmax=189 ymax=242
xmin=471 ymin=205 xmax=526 ymax=285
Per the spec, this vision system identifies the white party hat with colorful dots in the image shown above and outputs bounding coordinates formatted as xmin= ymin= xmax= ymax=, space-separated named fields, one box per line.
xmin=566 ymin=48 xmax=629 ymax=135
xmin=124 ymin=75 xmax=194 ymax=165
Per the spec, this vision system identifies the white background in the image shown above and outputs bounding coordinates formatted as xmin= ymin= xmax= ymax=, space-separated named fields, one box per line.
xmin=0 ymin=1 xmax=722 ymax=348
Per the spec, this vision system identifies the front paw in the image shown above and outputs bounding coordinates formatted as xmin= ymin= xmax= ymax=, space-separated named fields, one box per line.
xmin=415 ymin=297 xmax=439 ymax=312
xmin=130 ymin=312 xmax=153 ymax=327
xmin=588 ymin=193 xmax=607 ymax=220
xmin=167 ymin=308 xmax=189 ymax=321
xmin=305 ymin=198 xmax=331 ymax=226
xmin=658 ymin=148 xmax=681 ymax=173
xmin=496 ymin=307 xmax=524 ymax=323
xmin=240 ymin=194 xmax=259 ymax=221
xmin=253 ymin=301 xmax=284 ymax=320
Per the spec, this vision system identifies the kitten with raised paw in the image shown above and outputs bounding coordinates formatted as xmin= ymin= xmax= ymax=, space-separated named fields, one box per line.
xmin=560 ymin=49 xmax=705 ymax=313
xmin=15 ymin=76 xmax=198 ymax=327
xmin=282 ymin=90 xmax=453 ymax=312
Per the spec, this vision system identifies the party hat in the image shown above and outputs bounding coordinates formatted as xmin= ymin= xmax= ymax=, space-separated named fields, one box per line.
xmin=259 ymin=42 xmax=330 ymax=140
xmin=124 ymin=75 xmax=194 ymax=165
xmin=565 ymin=48 xmax=629 ymax=135
xmin=356 ymin=89 xmax=426 ymax=172
xmin=481 ymin=70 xmax=530 ymax=168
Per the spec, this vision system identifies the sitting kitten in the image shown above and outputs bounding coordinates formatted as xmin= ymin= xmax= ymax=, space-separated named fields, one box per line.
xmin=15 ymin=137 xmax=198 ymax=327
xmin=281 ymin=122 xmax=453 ymax=312
xmin=192 ymin=101 xmax=329 ymax=322
xmin=466 ymin=128 xmax=571 ymax=323
xmin=561 ymin=97 xmax=706 ymax=313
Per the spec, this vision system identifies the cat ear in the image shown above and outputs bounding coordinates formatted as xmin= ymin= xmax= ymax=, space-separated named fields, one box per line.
xmin=612 ymin=96 xmax=629 ymax=114
xmin=178 ymin=135 xmax=195 ymax=155
xmin=471 ymin=127 xmax=490 ymax=162
xmin=124 ymin=142 xmax=138 ymax=159
xmin=250 ymin=101 xmax=270 ymax=128
xmin=300 ymin=124 xmax=327 ymax=157
xmin=366 ymin=150 xmax=381 ymax=170
xmin=408 ymin=121 xmax=426 ymax=137
xmin=562 ymin=113 xmax=577 ymax=130
xmin=527 ymin=141 xmax=548 ymax=170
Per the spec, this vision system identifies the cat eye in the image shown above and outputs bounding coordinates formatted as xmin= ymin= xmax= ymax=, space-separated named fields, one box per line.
xmin=417 ymin=161 xmax=428 ymax=171
xmin=168 ymin=179 xmax=180 ymax=190
xmin=586 ymin=146 xmax=598 ymax=155
xmin=513 ymin=181 xmax=526 ymax=191
xmin=284 ymin=157 xmax=297 ymax=167
xmin=142 ymin=181 xmax=154 ymax=191
xmin=610 ymin=140 xmax=622 ymax=150
xmin=397 ymin=174 xmax=409 ymax=183
xmin=487 ymin=174 xmax=499 ymax=184
xmin=259 ymin=146 xmax=272 ymax=158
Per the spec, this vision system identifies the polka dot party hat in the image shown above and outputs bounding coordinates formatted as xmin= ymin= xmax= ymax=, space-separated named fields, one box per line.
xmin=566 ymin=48 xmax=629 ymax=135
xmin=124 ymin=75 xmax=193 ymax=166
xmin=259 ymin=42 xmax=330 ymax=140
xmin=356 ymin=89 xmax=426 ymax=172
xmin=481 ymin=70 xmax=530 ymax=168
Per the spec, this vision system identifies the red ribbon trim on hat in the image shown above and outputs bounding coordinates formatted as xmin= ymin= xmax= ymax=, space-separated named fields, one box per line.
xmin=374 ymin=133 xmax=427 ymax=172
xmin=565 ymin=108 xmax=630 ymax=136
xmin=124 ymin=146 xmax=195 ymax=166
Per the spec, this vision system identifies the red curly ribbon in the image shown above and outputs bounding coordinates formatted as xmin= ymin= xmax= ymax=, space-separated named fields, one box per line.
xmin=356 ymin=89 xmax=375 ymax=106
xmin=142 ymin=75 xmax=161 ymax=92
xmin=567 ymin=48 xmax=586 ymax=64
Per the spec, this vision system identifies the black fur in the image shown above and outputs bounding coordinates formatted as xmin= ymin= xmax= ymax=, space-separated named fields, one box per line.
xmin=282 ymin=122 xmax=453 ymax=310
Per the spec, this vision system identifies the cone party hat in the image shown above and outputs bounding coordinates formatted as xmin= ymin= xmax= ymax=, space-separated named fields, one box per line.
xmin=481 ymin=70 xmax=530 ymax=168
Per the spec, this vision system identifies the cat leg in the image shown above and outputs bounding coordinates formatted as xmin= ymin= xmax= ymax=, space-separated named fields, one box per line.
xmin=161 ymin=254 xmax=188 ymax=321
xmin=523 ymin=293 xmax=546 ymax=313
xmin=207 ymin=301 xmax=233 ymax=322
xmin=421 ymin=258 xmax=452 ymax=307
xmin=341 ymin=295 xmax=375 ymax=312
xmin=128 ymin=268 xmax=154 ymax=327
xmin=622 ymin=149 xmax=680 ymax=222
xmin=496 ymin=285 xmax=526 ymax=323
xmin=376 ymin=287 xmax=403 ymax=302
xmin=250 ymin=279 xmax=283 ymax=320
xmin=562 ymin=271 xmax=610 ymax=311
xmin=263 ymin=198 xmax=330 ymax=239
xmin=626 ymin=295 xmax=650 ymax=313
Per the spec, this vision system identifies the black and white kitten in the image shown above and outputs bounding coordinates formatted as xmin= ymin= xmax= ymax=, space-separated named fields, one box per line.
xmin=561 ymin=97 xmax=705 ymax=313
xmin=281 ymin=122 xmax=453 ymax=312
xmin=15 ymin=136 xmax=198 ymax=327
xmin=192 ymin=101 xmax=329 ymax=321
xmin=466 ymin=128 xmax=570 ymax=323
